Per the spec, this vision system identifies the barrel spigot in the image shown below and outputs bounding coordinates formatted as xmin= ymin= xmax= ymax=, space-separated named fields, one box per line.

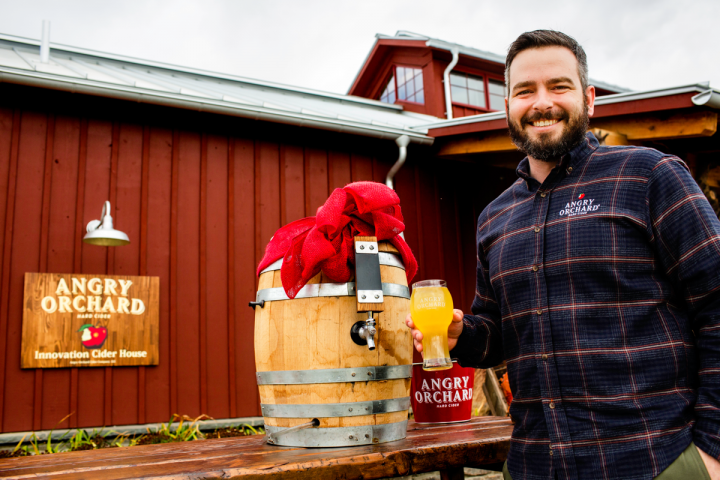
xmin=351 ymin=312 xmax=377 ymax=350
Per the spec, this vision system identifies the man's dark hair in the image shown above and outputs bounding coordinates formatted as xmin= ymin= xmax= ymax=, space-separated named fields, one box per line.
xmin=505 ymin=30 xmax=589 ymax=94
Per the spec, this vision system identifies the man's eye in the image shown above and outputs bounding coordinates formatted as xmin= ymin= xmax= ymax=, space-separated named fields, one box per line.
xmin=516 ymin=90 xmax=531 ymax=96
xmin=553 ymin=86 xmax=570 ymax=91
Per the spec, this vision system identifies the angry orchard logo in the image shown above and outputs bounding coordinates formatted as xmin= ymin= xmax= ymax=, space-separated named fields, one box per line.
xmin=78 ymin=324 xmax=108 ymax=349
xmin=559 ymin=193 xmax=600 ymax=217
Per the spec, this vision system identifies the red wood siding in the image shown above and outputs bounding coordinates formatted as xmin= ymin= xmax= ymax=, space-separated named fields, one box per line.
xmin=0 ymin=85 xmax=511 ymax=432
xmin=452 ymin=104 xmax=488 ymax=118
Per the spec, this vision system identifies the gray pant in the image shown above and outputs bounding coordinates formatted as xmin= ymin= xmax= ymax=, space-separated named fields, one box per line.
xmin=501 ymin=442 xmax=710 ymax=480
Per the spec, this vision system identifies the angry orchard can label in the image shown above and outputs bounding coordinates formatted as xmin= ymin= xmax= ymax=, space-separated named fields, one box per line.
xmin=411 ymin=361 xmax=474 ymax=423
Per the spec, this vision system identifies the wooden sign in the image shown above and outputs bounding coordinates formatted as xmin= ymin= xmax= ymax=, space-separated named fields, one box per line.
xmin=21 ymin=273 xmax=159 ymax=369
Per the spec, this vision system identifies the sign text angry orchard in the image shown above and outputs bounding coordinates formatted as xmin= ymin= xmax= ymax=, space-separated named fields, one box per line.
xmin=21 ymin=273 xmax=159 ymax=369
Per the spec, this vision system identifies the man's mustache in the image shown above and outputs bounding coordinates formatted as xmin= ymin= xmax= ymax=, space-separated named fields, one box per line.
xmin=522 ymin=111 xmax=569 ymax=125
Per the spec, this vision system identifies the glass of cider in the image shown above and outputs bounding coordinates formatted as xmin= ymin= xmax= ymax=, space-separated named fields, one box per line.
xmin=410 ymin=279 xmax=453 ymax=371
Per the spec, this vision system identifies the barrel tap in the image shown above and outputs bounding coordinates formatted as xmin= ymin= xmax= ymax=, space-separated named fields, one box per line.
xmin=352 ymin=236 xmax=384 ymax=351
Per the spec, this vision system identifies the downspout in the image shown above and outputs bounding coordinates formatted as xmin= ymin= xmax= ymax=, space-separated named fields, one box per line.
xmin=443 ymin=47 xmax=460 ymax=120
xmin=386 ymin=134 xmax=410 ymax=239
xmin=386 ymin=135 xmax=410 ymax=190
xmin=40 ymin=20 xmax=50 ymax=63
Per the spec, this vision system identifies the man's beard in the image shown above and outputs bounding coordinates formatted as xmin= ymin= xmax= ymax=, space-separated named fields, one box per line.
xmin=507 ymin=101 xmax=589 ymax=162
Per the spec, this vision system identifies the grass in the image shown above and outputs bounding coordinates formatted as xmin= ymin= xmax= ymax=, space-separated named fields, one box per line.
xmin=0 ymin=413 xmax=265 ymax=458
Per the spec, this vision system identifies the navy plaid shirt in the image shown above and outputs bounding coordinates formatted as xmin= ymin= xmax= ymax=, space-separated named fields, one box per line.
xmin=453 ymin=132 xmax=720 ymax=480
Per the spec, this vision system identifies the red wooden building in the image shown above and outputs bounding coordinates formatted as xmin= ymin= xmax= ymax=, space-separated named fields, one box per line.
xmin=0 ymin=30 xmax=717 ymax=436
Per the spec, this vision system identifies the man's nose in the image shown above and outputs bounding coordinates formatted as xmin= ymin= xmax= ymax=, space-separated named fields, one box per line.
xmin=532 ymin=88 xmax=553 ymax=111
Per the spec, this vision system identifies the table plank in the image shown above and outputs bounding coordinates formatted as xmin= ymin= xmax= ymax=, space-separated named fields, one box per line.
xmin=0 ymin=417 xmax=512 ymax=479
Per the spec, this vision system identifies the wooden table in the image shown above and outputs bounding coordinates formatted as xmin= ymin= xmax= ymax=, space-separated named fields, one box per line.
xmin=0 ymin=417 xmax=512 ymax=479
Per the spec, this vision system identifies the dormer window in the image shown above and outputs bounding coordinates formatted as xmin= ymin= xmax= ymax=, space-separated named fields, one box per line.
xmin=450 ymin=72 xmax=505 ymax=111
xmin=379 ymin=66 xmax=424 ymax=105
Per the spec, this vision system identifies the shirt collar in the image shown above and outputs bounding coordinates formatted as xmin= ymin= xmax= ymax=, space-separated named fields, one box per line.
xmin=515 ymin=131 xmax=599 ymax=188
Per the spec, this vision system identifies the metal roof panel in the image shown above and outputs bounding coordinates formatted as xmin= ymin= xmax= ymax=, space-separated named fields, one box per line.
xmin=0 ymin=35 xmax=435 ymax=144
xmin=0 ymin=45 xmax=32 ymax=70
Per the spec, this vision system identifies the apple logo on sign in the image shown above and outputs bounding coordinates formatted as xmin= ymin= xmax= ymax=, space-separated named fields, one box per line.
xmin=78 ymin=324 xmax=108 ymax=349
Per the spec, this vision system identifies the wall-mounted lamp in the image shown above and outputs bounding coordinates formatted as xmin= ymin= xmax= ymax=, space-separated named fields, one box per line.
xmin=83 ymin=201 xmax=130 ymax=246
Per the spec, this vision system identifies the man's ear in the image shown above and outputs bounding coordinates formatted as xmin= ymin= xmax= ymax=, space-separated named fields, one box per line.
xmin=586 ymin=85 xmax=596 ymax=117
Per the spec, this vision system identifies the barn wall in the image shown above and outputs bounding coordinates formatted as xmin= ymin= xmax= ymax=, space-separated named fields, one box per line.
xmin=0 ymin=84 xmax=511 ymax=432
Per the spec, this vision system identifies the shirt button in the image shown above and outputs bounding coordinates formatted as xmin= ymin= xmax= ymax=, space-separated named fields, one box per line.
xmin=532 ymin=265 xmax=539 ymax=272
xmin=540 ymin=192 xmax=547 ymax=198
xmin=536 ymin=309 xmax=542 ymax=315
xmin=542 ymin=354 xmax=548 ymax=360
xmin=534 ymin=227 xmax=541 ymax=233
xmin=549 ymin=402 xmax=555 ymax=409
xmin=549 ymin=450 xmax=554 ymax=456
xmin=567 ymin=166 xmax=573 ymax=173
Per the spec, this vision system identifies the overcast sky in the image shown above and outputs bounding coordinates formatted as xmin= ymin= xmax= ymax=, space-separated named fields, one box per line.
xmin=0 ymin=0 xmax=717 ymax=96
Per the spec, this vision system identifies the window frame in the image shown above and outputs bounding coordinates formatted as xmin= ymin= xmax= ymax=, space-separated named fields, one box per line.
xmin=378 ymin=64 xmax=426 ymax=106
xmin=449 ymin=68 xmax=506 ymax=113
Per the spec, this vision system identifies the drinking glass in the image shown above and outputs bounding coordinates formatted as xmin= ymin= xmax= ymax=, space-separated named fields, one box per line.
xmin=410 ymin=279 xmax=453 ymax=371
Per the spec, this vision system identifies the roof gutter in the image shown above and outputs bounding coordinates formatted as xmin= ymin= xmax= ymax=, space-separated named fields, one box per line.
xmin=692 ymin=89 xmax=720 ymax=109
xmin=0 ymin=70 xmax=434 ymax=145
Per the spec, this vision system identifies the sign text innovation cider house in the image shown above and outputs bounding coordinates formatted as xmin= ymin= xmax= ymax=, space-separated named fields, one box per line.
xmin=21 ymin=273 xmax=159 ymax=368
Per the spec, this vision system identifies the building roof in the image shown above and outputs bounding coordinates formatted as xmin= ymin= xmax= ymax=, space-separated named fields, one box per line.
xmin=0 ymin=33 xmax=436 ymax=144
xmin=1 ymin=31 xmax=716 ymax=147
xmin=349 ymin=30 xmax=631 ymax=96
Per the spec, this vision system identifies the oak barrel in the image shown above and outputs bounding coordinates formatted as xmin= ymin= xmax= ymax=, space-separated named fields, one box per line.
xmin=253 ymin=242 xmax=412 ymax=447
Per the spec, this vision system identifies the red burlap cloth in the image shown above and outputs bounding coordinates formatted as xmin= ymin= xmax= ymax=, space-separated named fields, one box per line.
xmin=257 ymin=182 xmax=418 ymax=299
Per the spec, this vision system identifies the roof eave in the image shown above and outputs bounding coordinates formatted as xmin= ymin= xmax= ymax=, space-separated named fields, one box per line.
xmin=0 ymin=67 xmax=434 ymax=145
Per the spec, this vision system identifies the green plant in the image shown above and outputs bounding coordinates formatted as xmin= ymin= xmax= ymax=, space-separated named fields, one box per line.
xmin=66 ymin=427 xmax=116 ymax=451
xmin=208 ymin=423 xmax=264 ymax=439
xmin=3 ymin=412 xmax=265 ymax=456
xmin=44 ymin=412 xmax=74 ymax=454
xmin=136 ymin=414 xmax=213 ymax=445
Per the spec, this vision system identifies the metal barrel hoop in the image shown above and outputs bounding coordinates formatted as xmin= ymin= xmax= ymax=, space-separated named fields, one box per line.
xmin=256 ymin=282 xmax=409 ymax=304
xmin=265 ymin=420 xmax=408 ymax=447
xmin=261 ymin=397 xmax=410 ymax=418
xmin=256 ymin=364 xmax=412 ymax=385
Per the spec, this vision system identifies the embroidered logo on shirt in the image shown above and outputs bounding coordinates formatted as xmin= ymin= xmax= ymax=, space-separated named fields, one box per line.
xmin=559 ymin=197 xmax=600 ymax=217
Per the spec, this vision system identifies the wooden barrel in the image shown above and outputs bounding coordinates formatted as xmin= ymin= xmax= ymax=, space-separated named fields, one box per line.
xmin=253 ymin=242 xmax=412 ymax=447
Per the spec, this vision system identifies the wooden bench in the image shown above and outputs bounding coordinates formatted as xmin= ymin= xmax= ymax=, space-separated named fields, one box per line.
xmin=0 ymin=417 xmax=512 ymax=479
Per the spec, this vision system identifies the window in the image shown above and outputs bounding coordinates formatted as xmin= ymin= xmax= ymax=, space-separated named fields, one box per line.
xmin=450 ymin=72 xmax=505 ymax=111
xmin=488 ymin=79 xmax=505 ymax=110
xmin=450 ymin=72 xmax=485 ymax=108
xmin=379 ymin=66 xmax=424 ymax=104
xmin=380 ymin=76 xmax=396 ymax=103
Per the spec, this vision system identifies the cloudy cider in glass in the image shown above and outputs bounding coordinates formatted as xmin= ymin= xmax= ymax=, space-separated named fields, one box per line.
xmin=411 ymin=280 xmax=453 ymax=371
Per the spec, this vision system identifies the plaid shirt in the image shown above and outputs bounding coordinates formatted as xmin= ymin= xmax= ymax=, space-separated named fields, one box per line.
xmin=453 ymin=132 xmax=720 ymax=480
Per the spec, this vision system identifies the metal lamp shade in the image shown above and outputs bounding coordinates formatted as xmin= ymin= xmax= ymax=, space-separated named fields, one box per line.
xmin=83 ymin=201 xmax=130 ymax=246
xmin=83 ymin=227 xmax=130 ymax=246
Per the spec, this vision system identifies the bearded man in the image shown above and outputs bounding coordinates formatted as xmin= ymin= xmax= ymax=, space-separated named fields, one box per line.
xmin=406 ymin=30 xmax=720 ymax=480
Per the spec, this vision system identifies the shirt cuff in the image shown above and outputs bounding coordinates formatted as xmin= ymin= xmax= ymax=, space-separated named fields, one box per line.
xmin=451 ymin=314 xmax=485 ymax=368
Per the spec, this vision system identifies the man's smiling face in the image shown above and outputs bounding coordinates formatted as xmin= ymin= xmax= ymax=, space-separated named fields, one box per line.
xmin=505 ymin=46 xmax=595 ymax=162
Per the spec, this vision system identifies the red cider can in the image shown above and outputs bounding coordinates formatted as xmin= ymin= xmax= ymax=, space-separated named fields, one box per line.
xmin=411 ymin=361 xmax=475 ymax=423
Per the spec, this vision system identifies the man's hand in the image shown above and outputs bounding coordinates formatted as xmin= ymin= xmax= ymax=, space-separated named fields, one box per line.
xmin=697 ymin=446 xmax=720 ymax=479
xmin=405 ymin=309 xmax=465 ymax=353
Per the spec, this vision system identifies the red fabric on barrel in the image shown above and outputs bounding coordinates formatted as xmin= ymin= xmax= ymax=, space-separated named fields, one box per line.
xmin=257 ymin=182 xmax=418 ymax=298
